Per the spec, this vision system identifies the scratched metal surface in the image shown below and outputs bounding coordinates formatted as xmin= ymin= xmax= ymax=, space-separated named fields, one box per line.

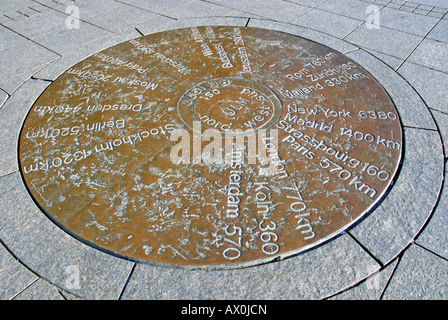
xmin=18 ymin=26 xmax=402 ymax=269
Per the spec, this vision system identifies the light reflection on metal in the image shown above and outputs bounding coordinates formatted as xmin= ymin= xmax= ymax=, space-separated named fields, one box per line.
xmin=19 ymin=26 xmax=402 ymax=269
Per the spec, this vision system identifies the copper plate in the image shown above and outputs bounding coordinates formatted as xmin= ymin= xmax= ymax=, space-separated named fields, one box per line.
xmin=19 ymin=26 xmax=403 ymax=269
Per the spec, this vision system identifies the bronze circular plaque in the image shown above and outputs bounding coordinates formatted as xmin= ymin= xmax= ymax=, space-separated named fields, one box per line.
xmin=19 ymin=26 xmax=402 ymax=269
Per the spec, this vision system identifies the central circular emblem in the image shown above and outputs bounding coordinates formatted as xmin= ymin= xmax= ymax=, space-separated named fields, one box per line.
xmin=18 ymin=26 xmax=402 ymax=269
xmin=178 ymin=78 xmax=282 ymax=132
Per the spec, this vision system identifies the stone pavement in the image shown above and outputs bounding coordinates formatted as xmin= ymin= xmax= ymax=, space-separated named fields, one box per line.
xmin=0 ymin=0 xmax=447 ymax=300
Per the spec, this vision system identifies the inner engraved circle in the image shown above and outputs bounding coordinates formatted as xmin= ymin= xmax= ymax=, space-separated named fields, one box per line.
xmin=178 ymin=78 xmax=283 ymax=132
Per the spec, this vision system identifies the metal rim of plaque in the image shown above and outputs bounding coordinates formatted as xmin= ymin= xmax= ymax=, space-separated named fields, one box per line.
xmin=18 ymin=26 xmax=403 ymax=270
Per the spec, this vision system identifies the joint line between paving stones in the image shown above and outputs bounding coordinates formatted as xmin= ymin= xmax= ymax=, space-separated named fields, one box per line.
xmin=402 ymin=125 xmax=438 ymax=131
xmin=57 ymin=290 xmax=68 ymax=300
xmin=9 ymin=277 xmax=39 ymax=300
xmin=429 ymin=107 xmax=448 ymax=117
xmin=378 ymin=251 xmax=403 ymax=300
xmin=413 ymin=242 xmax=448 ymax=264
xmin=412 ymin=157 xmax=447 ymax=242
xmin=30 ymin=75 xmax=54 ymax=83
xmin=118 ymin=262 xmax=136 ymax=300
xmin=347 ymin=231 xmax=384 ymax=268
xmin=134 ymin=28 xmax=144 ymax=37
xmin=0 ymin=170 xmax=19 ymax=180
xmin=0 ymin=228 xmax=85 ymax=300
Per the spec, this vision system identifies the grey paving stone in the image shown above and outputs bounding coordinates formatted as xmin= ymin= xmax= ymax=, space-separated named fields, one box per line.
xmin=1 ymin=8 xmax=68 ymax=39
xmin=427 ymin=11 xmax=445 ymax=18
xmin=225 ymin=9 xmax=265 ymax=19
xmin=344 ymin=22 xmax=422 ymax=58
xmin=2 ymin=1 xmax=113 ymax=53
xmin=390 ymin=0 xmax=405 ymax=5
xmin=382 ymin=244 xmax=448 ymax=299
xmin=120 ymin=0 xmax=193 ymax=14
xmin=0 ymin=0 xmax=37 ymax=15
xmin=33 ymin=28 xmax=141 ymax=80
xmin=28 ymin=2 xmax=53 ymax=14
xmin=15 ymin=6 xmax=43 ymax=18
xmin=0 ymin=24 xmax=30 ymax=51
xmin=429 ymin=109 xmax=448 ymax=152
xmin=240 ymin=0 xmax=310 ymax=23
xmin=415 ymin=113 xmax=448 ymax=260
xmin=374 ymin=6 xmax=439 ymax=36
xmin=414 ymin=8 xmax=431 ymax=15
xmin=290 ymin=8 xmax=362 ymax=38
xmin=0 ymin=171 xmax=134 ymax=299
xmin=136 ymin=15 xmax=249 ymax=36
xmin=0 ymin=40 xmax=59 ymax=94
xmin=248 ymin=18 xmax=359 ymax=54
xmin=410 ymin=0 xmax=448 ymax=8
xmin=345 ymin=49 xmax=437 ymax=129
xmin=31 ymin=23 xmax=112 ymax=55
xmin=398 ymin=61 xmax=448 ymax=114
xmin=52 ymin=0 xmax=156 ymax=33
xmin=0 ymin=242 xmax=38 ymax=300
xmin=407 ymin=38 xmax=448 ymax=73
xmin=0 ymin=80 xmax=49 ymax=177
xmin=165 ymin=0 xmax=234 ymax=19
xmin=427 ymin=20 xmax=448 ymax=42
xmin=205 ymin=0 xmax=262 ymax=10
xmin=13 ymin=279 xmax=64 ymax=300
xmin=317 ymin=0 xmax=381 ymax=21
xmin=330 ymin=259 xmax=398 ymax=299
xmin=121 ymin=234 xmax=380 ymax=300
xmin=287 ymin=0 xmax=329 ymax=7
xmin=387 ymin=3 xmax=402 ymax=9
xmin=350 ymin=127 xmax=444 ymax=265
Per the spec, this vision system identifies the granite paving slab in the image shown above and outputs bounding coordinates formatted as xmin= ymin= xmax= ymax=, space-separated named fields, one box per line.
xmin=239 ymin=0 xmax=311 ymax=23
xmin=12 ymin=279 xmax=64 ymax=300
xmin=330 ymin=259 xmax=398 ymax=299
xmin=349 ymin=127 xmax=444 ymax=265
xmin=290 ymin=9 xmax=362 ymax=38
xmin=317 ymin=0 xmax=385 ymax=21
xmin=165 ymin=0 xmax=235 ymax=19
xmin=371 ymin=6 xmax=439 ymax=36
xmin=427 ymin=20 xmax=448 ymax=42
xmin=0 ymin=242 xmax=37 ymax=300
xmin=344 ymin=22 xmax=423 ymax=58
xmin=397 ymin=61 xmax=448 ymax=114
xmin=382 ymin=244 xmax=448 ymax=299
xmin=407 ymin=38 xmax=448 ymax=73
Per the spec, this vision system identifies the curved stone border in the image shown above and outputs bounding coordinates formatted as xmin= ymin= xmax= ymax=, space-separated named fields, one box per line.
xmin=0 ymin=17 xmax=443 ymax=300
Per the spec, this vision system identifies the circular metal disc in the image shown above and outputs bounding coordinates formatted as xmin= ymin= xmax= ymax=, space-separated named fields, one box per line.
xmin=19 ymin=26 xmax=403 ymax=269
